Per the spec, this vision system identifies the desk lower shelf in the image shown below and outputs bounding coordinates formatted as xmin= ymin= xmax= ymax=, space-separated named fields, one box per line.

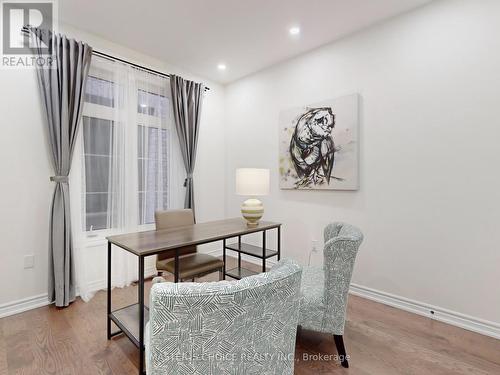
xmin=225 ymin=242 xmax=277 ymax=259
xmin=110 ymin=303 xmax=149 ymax=348
xmin=224 ymin=241 xmax=278 ymax=280
xmin=225 ymin=266 xmax=259 ymax=280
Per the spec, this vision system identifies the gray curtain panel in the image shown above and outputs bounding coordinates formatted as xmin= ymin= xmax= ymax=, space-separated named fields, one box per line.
xmin=28 ymin=27 xmax=93 ymax=307
xmin=170 ymin=75 xmax=205 ymax=219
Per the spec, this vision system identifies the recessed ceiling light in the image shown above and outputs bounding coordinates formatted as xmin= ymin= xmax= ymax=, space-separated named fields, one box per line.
xmin=217 ymin=63 xmax=226 ymax=71
xmin=140 ymin=103 xmax=147 ymax=108
xmin=289 ymin=26 xmax=300 ymax=35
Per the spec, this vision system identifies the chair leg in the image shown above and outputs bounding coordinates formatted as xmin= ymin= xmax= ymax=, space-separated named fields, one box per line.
xmin=333 ymin=334 xmax=349 ymax=368
xmin=219 ymin=269 xmax=223 ymax=281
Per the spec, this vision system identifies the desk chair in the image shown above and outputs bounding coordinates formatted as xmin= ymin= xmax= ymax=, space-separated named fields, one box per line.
xmin=155 ymin=209 xmax=224 ymax=281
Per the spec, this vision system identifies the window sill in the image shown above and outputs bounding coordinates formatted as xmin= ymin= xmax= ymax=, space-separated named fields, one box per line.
xmin=79 ymin=224 xmax=156 ymax=246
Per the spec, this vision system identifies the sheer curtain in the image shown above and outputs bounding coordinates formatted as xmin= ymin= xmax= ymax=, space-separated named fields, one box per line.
xmin=71 ymin=56 xmax=184 ymax=301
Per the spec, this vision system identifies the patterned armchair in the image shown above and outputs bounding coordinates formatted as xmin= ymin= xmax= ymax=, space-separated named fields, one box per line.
xmin=299 ymin=222 xmax=364 ymax=368
xmin=146 ymin=259 xmax=302 ymax=375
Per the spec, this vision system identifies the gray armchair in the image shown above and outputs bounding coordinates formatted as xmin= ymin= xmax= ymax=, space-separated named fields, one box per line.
xmin=146 ymin=259 xmax=302 ymax=375
xmin=299 ymin=222 xmax=364 ymax=368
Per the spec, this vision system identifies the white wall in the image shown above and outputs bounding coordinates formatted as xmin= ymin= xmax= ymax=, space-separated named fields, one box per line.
xmin=0 ymin=67 xmax=51 ymax=307
xmin=224 ymin=0 xmax=500 ymax=324
xmin=2 ymin=0 xmax=499 ymax=332
xmin=0 ymin=24 xmax=226 ymax=308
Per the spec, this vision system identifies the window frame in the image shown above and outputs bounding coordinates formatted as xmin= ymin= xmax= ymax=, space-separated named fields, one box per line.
xmin=79 ymin=68 xmax=175 ymax=237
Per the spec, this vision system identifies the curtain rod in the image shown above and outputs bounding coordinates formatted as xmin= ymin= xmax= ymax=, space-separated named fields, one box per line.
xmin=20 ymin=27 xmax=210 ymax=91
xmin=93 ymin=50 xmax=210 ymax=91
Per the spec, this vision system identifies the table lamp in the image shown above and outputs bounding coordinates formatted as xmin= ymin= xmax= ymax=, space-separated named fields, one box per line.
xmin=236 ymin=168 xmax=270 ymax=227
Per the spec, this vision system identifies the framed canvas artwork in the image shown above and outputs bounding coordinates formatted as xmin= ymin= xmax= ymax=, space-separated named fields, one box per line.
xmin=279 ymin=94 xmax=359 ymax=190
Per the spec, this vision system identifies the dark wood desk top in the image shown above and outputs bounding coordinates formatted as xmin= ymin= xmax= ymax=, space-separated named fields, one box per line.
xmin=106 ymin=218 xmax=281 ymax=256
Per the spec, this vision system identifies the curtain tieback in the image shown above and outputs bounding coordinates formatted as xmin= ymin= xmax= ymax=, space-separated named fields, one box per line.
xmin=50 ymin=175 xmax=69 ymax=183
xmin=183 ymin=175 xmax=193 ymax=187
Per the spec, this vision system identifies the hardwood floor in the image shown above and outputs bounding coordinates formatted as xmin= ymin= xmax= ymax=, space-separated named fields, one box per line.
xmin=1 ymin=257 xmax=499 ymax=375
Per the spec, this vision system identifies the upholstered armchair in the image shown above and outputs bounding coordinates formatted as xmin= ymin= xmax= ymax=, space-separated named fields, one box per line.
xmin=299 ymin=222 xmax=364 ymax=368
xmin=146 ymin=259 xmax=302 ymax=375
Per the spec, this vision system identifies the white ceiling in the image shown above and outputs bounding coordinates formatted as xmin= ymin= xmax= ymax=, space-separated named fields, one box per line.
xmin=60 ymin=0 xmax=433 ymax=84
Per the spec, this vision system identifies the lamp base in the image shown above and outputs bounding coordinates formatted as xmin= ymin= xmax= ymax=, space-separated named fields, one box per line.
xmin=241 ymin=198 xmax=264 ymax=227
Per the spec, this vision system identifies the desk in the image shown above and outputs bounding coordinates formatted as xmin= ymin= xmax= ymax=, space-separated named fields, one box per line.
xmin=106 ymin=218 xmax=281 ymax=375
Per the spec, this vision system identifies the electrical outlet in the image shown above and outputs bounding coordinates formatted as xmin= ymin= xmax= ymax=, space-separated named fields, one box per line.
xmin=312 ymin=240 xmax=318 ymax=253
xmin=24 ymin=254 xmax=35 ymax=269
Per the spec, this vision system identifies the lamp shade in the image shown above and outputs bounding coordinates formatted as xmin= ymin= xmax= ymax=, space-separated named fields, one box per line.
xmin=236 ymin=168 xmax=270 ymax=196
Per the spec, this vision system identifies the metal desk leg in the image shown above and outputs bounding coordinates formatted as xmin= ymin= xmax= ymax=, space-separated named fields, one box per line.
xmin=238 ymin=235 xmax=241 ymax=270
xmin=277 ymin=226 xmax=281 ymax=261
xmin=138 ymin=255 xmax=145 ymax=375
xmin=107 ymin=241 xmax=112 ymax=340
xmin=174 ymin=248 xmax=179 ymax=283
xmin=222 ymin=238 xmax=226 ymax=280
xmin=262 ymin=231 xmax=266 ymax=272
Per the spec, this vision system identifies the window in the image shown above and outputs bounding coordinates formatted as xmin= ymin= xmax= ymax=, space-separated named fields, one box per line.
xmin=82 ymin=116 xmax=113 ymax=231
xmin=138 ymin=125 xmax=169 ymax=224
xmin=80 ymin=57 xmax=180 ymax=233
xmin=138 ymin=89 xmax=168 ymax=117
xmin=85 ymin=76 xmax=114 ymax=107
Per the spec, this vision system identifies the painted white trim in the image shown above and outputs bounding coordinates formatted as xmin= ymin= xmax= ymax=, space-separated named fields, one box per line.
xmin=0 ymin=293 xmax=51 ymax=318
xmin=207 ymin=250 xmax=500 ymax=340
xmin=145 ymin=264 xmax=158 ymax=278
xmin=349 ymin=283 xmax=500 ymax=340
xmin=205 ymin=248 xmax=222 ymax=256
xmin=79 ymin=264 xmax=158 ymax=294
xmin=0 ymin=265 xmax=158 ymax=319
xmin=3 ymin=260 xmax=498 ymax=342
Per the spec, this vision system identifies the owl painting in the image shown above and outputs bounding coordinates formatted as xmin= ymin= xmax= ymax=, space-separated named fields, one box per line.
xmin=279 ymin=94 xmax=359 ymax=190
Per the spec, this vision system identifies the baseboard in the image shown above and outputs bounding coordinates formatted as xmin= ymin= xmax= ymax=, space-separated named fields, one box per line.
xmin=1 ymin=266 xmax=158 ymax=319
xmin=349 ymin=283 xmax=500 ymax=340
xmin=81 ymin=265 xmax=158 ymax=294
xmin=3 ymin=264 xmax=498 ymax=341
xmin=205 ymin=248 xmax=222 ymax=256
xmin=0 ymin=293 xmax=51 ymax=318
xmin=208 ymin=249 xmax=500 ymax=340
